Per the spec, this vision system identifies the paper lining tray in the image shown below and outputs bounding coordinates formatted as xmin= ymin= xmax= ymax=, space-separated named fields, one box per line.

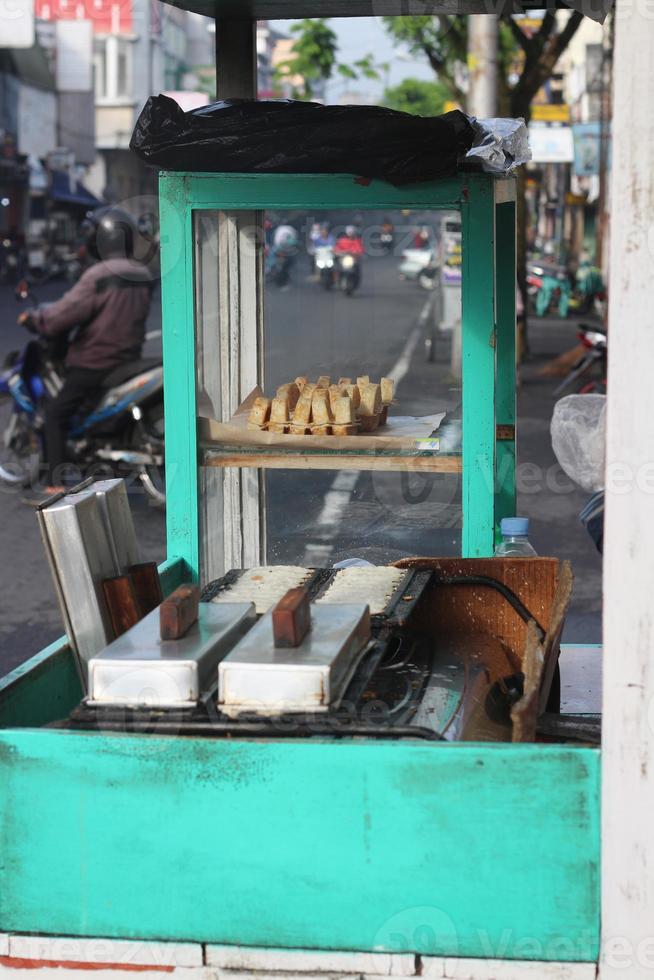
xmin=199 ymin=387 xmax=446 ymax=453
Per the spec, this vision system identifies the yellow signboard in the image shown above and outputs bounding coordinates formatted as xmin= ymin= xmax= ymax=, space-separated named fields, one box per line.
xmin=566 ymin=192 xmax=587 ymax=206
xmin=531 ymin=104 xmax=571 ymax=123
xmin=515 ymin=16 xmax=543 ymax=32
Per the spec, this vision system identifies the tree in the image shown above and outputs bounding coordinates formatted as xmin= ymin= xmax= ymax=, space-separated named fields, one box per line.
xmin=383 ymin=78 xmax=451 ymax=116
xmin=274 ymin=19 xmax=386 ymax=100
xmin=383 ymin=14 xmax=584 ymax=354
xmin=274 ymin=19 xmax=339 ymax=99
xmin=382 ymin=14 xmax=583 ymax=121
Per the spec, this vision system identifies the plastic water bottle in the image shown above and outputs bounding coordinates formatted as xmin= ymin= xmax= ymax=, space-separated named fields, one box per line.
xmin=495 ymin=517 xmax=538 ymax=557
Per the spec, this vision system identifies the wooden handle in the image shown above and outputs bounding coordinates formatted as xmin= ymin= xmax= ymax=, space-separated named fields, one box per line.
xmin=272 ymin=587 xmax=311 ymax=649
xmin=103 ymin=576 xmax=141 ymax=638
xmin=160 ymin=584 xmax=200 ymax=641
xmin=128 ymin=562 xmax=163 ymax=616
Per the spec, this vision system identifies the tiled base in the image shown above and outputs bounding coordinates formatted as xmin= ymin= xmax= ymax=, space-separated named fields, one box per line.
xmin=0 ymin=935 xmax=597 ymax=980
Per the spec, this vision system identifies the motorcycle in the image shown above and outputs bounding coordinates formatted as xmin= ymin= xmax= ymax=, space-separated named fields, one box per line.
xmin=399 ymin=247 xmax=436 ymax=282
xmin=0 ymin=238 xmax=24 ymax=285
xmin=315 ymin=245 xmax=335 ymax=290
xmin=528 ymin=260 xmax=606 ymax=319
xmin=335 ymin=252 xmax=361 ymax=296
xmin=265 ymin=241 xmax=296 ymax=288
xmin=527 ymin=261 xmax=571 ymax=317
xmin=380 ymin=227 xmax=394 ymax=254
xmin=553 ymin=325 xmax=607 ymax=397
xmin=0 ymin=282 xmax=165 ymax=503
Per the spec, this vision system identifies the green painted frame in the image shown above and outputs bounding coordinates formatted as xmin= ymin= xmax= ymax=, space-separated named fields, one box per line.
xmin=159 ymin=171 xmax=517 ymax=577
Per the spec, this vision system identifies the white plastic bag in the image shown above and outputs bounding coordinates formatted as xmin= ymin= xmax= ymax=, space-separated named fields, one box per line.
xmin=466 ymin=117 xmax=531 ymax=174
xmin=551 ymin=394 xmax=606 ymax=492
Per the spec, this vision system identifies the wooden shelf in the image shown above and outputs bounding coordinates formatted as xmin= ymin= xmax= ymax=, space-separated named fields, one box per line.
xmin=203 ymin=446 xmax=462 ymax=473
xmin=201 ymin=416 xmax=465 ymax=473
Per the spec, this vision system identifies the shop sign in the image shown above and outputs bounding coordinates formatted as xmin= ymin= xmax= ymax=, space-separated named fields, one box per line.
xmin=532 ymin=104 xmax=571 ymax=124
xmin=566 ymin=192 xmax=588 ymax=206
xmin=17 ymin=85 xmax=57 ymax=159
xmin=0 ymin=0 xmax=34 ymax=47
xmin=573 ymin=122 xmax=612 ymax=177
xmin=528 ymin=123 xmax=575 ymax=164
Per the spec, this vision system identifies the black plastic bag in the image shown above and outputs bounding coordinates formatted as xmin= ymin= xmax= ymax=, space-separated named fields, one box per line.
xmin=130 ymin=96 xmax=475 ymax=186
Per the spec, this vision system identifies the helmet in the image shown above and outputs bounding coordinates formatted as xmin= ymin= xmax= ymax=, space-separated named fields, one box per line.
xmin=81 ymin=206 xmax=136 ymax=261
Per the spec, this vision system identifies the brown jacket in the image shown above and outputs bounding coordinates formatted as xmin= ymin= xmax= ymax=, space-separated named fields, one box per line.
xmin=39 ymin=258 xmax=154 ymax=371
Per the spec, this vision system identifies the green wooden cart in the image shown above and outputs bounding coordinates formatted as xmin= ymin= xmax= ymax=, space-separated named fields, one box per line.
xmin=0 ymin=165 xmax=600 ymax=976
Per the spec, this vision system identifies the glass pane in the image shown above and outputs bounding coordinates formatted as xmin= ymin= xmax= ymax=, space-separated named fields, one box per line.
xmin=262 ymin=207 xmax=462 ymax=564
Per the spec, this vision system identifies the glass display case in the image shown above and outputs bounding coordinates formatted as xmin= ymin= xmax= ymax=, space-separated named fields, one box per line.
xmin=160 ymin=170 xmax=517 ymax=583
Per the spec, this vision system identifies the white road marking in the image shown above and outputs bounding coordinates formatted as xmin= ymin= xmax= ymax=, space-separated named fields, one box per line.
xmin=302 ymin=294 xmax=433 ymax=564
xmin=386 ymin=295 xmax=434 ymax=386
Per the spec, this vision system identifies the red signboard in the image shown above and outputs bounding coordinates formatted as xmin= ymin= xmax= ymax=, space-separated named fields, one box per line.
xmin=35 ymin=0 xmax=132 ymax=34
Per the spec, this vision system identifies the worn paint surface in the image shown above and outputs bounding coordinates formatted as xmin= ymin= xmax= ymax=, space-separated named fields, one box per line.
xmin=0 ymin=637 xmax=81 ymax=729
xmin=159 ymin=178 xmax=200 ymax=582
xmin=461 ymin=178 xmax=496 ymax=556
xmin=0 ymin=731 xmax=599 ymax=959
xmin=494 ymin=201 xmax=517 ymax=537
xmin=601 ymin=10 xmax=654 ymax=980
xmin=0 ymin=559 xmax=187 ymax=729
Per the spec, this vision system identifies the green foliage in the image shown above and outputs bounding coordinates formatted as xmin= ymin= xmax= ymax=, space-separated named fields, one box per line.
xmin=274 ymin=20 xmax=386 ymax=100
xmin=274 ymin=19 xmax=339 ymax=99
xmin=382 ymin=16 xmax=467 ymax=103
xmin=382 ymin=12 xmax=584 ymax=118
xmin=383 ymin=78 xmax=450 ymax=116
xmin=193 ymin=65 xmax=218 ymax=100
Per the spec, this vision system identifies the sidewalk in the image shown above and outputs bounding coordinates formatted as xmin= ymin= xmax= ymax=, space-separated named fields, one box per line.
xmin=408 ymin=308 xmax=602 ymax=643
xmin=517 ymin=316 xmax=603 ymax=643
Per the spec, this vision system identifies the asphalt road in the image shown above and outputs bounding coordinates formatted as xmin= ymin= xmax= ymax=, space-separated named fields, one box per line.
xmin=0 ymin=258 xmax=602 ymax=674
xmin=263 ymin=253 xmax=463 ymax=567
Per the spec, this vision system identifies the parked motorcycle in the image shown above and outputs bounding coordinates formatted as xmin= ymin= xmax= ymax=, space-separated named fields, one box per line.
xmin=553 ymin=325 xmax=607 ymax=397
xmin=527 ymin=261 xmax=571 ymax=317
xmin=399 ymin=247 xmax=435 ymax=282
xmin=528 ymin=259 xmax=606 ymax=319
xmin=0 ymin=282 xmax=165 ymax=503
xmin=0 ymin=238 xmax=25 ymax=284
xmin=335 ymin=253 xmax=361 ymax=296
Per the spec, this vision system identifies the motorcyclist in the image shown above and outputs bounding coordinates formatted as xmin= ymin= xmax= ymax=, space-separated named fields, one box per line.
xmin=413 ymin=226 xmax=431 ymax=249
xmin=380 ymin=218 xmax=394 ymax=253
xmin=266 ymin=223 xmax=299 ymax=288
xmin=334 ymin=225 xmax=365 ymax=257
xmin=314 ymin=223 xmax=335 ymax=249
xmin=18 ymin=206 xmax=154 ymax=496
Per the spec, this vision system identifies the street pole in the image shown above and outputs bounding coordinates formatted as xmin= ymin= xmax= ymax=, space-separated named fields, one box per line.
xmin=448 ymin=15 xmax=499 ymax=378
xmin=467 ymin=15 xmax=499 ymax=119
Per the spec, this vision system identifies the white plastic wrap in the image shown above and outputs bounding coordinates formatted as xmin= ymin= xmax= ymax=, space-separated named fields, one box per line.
xmin=466 ymin=117 xmax=531 ymax=174
xmin=550 ymin=394 xmax=607 ymax=492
